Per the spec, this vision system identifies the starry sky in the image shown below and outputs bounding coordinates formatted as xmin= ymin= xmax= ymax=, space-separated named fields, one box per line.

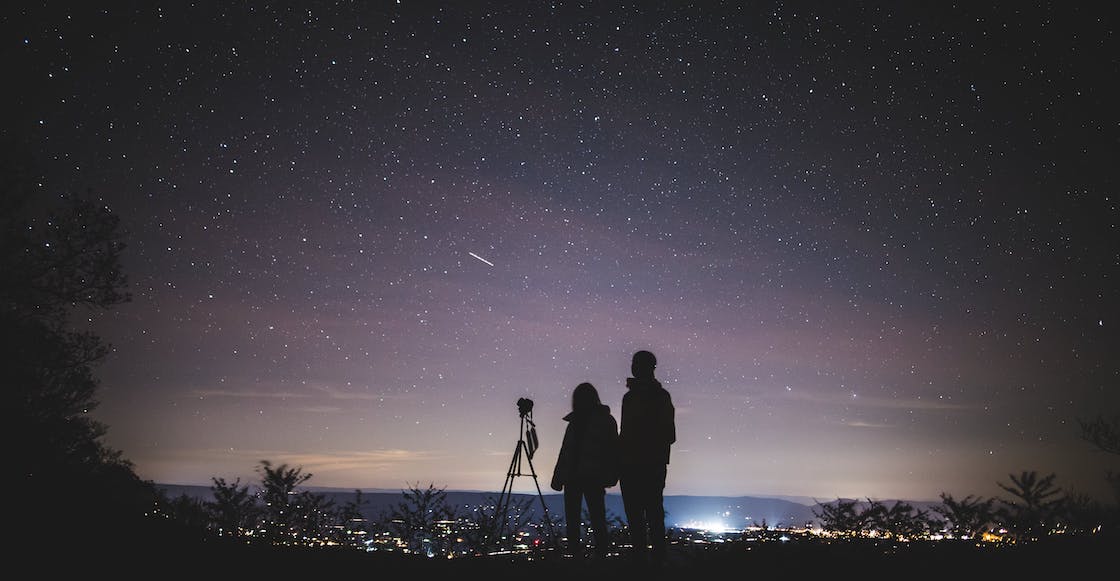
xmin=7 ymin=2 xmax=1118 ymax=503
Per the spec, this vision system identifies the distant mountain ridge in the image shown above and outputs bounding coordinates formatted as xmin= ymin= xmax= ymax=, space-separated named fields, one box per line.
xmin=156 ymin=483 xmax=828 ymax=528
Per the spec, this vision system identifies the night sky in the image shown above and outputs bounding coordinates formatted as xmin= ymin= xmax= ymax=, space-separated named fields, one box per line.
xmin=8 ymin=2 xmax=1118 ymax=503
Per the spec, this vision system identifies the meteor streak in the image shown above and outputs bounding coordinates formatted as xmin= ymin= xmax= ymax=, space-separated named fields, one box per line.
xmin=468 ymin=251 xmax=495 ymax=267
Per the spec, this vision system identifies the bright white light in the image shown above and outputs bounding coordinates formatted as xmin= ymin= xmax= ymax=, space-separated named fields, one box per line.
xmin=682 ymin=520 xmax=737 ymax=533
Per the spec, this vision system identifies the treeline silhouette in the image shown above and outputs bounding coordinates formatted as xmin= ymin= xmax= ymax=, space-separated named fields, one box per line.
xmin=152 ymin=462 xmax=1118 ymax=552
xmin=6 ymin=163 xmax=1117 ymax=575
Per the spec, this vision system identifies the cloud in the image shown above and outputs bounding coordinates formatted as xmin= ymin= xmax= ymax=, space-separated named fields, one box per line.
xmin=844 ymin=420 xmax=894 ymax=429
xmin=783 ymin=389 xmax=973 ymax=411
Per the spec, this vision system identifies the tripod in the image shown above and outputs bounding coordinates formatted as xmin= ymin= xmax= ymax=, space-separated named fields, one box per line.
xmin=489 ymin=402 xmax=556 ymax=551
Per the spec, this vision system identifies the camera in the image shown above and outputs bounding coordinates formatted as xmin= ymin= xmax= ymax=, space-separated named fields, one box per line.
xmin=517 ymin=397 xmax=534 ymax=418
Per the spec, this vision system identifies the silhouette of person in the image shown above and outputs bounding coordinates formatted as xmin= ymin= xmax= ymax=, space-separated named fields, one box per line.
xmin=550 ymin=382 xmax=620 ymax=559
xmin=619 ymin=349 xmax=676 ymax=566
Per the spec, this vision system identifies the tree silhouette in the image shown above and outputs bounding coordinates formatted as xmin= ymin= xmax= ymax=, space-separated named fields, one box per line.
xmin=159 ymin=492 xmax=213 ymax=540
xmin=862 ymin=499 xmax=934 ymax=540
xmin=207 ymin=476 xmax=261 ymax=538
xmin=457 ymin=492 xmax=517 ymax=555
xmin=932 ymin=493 xmax=996 ymax=539
xmin=290 ymin=486 xmax=340 ymax=545
xmin=996 ymin=470 xmax=1065 ymax=541
xmin=812 ymin=498 xmax=868 ymax=537
xmin=256 ymin=460 xmax=324 ymax=544
xmin=384 ymin=482 xmax=458 ymax=556
xmin=1079 ymin=413 xmax=1120 ymax=503
xmin=1080 ymin=414 xmax=1120 ymax=455
xmin=333 ymin=489 xmax=371 ymax=546
xmin=3 ymin=160 xmax=158 ymax=544
xmin=188 ymin=462 xmax=373 ymax=549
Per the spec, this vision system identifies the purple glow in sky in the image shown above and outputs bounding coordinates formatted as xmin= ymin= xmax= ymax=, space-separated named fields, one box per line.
xmin=8 ymin=2 xmax=1118 ymax=502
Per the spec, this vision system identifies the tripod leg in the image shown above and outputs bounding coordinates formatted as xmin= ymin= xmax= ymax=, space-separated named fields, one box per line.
xmin=522 ymin=447 xmax=557 ymax=544
xmin=490 ymin=440 xmax=523 ymax=549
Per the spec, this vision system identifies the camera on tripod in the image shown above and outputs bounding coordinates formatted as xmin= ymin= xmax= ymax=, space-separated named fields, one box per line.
xmin=489 ymin=395 xmax=555 ymax=549
xmin=517 ymin=397 xmax=534 ymax=418
xmin=514 ymin=397 xmax=540 ymax=459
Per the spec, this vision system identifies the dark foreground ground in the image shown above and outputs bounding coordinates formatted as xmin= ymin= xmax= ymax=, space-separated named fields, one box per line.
xmin=33 ymin=533 xmax=1113 ymax=579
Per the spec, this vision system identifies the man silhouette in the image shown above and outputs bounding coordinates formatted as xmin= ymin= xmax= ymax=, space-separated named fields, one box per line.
xmin=619 ymin=349 xmax=676 ymax=566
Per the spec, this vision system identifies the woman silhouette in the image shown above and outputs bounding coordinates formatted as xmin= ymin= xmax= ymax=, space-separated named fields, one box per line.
xmin=550 ymin=382 xmax=620 ymax=558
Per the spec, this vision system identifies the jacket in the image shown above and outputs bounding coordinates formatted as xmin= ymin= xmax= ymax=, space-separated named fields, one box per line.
xmin=550 ymin=403 xmax=620 ymax=490
xmin=619 ymin=377 xmax=675 ymax=468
